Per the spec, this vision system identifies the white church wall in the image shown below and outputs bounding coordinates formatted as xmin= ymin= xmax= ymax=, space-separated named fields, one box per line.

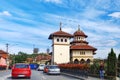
xmin=53 ymin=44 xmax=70 ymax=64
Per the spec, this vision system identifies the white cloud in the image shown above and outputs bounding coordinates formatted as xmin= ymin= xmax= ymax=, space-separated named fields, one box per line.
xmin=108 ymin=12 xmax=120 ymax=18
xmin=0 ymin=11 xmax=12 ymax=16
xmin=44 ymin=0 xmax=62 ymax=3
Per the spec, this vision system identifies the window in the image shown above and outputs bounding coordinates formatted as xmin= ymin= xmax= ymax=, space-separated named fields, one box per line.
xmin=61 ymin=39 xmax=63 ymax=42
xmin=80 ymin=51 xmax=85 ymax=55
xmin=57 ymin=39 xmax=59 ymax=42
xmin=65 ymin=39 xmax=67 ymax=42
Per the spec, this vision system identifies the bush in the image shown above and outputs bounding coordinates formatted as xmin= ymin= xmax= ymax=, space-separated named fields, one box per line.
xmin=58 ymin=63 xmax=90 ymax=70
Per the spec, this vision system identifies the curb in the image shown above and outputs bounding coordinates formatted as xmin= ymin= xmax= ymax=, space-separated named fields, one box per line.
xmin=61 ymin=72 xmax=86 ymax=80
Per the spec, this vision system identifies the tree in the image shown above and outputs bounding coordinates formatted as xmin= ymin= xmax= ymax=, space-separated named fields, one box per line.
xmin=118 ymin=54 xmax=120 ymax=62
xmin=107 ymin=48 xmax=117 ymax=77
xmin=15 ymin=52 xmax=28 ymax=63
xmin=118 ymin=54 xmax=120 ymax=76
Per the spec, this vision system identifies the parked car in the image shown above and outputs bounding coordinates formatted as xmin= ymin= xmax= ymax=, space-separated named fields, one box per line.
xmin=47 ymin=65 xmax=60 ymax=75
xmin=43 ymin=65 xmax=49 ymax=73
xmin=11 ymin=63 xmax=31 ymax=79
xmin=37 ymin=64 xmax=45 ymax=71
xmin=29 ymin=63 xmax=39 ymax=70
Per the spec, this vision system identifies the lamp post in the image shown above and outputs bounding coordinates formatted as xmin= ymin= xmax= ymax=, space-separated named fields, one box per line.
xmin=5 ymin=43 xmax=18 ymax=70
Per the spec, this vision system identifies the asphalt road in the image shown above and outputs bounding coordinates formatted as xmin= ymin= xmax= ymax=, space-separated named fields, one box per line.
xmin=0 ymin=70 xmax=81 ymax=80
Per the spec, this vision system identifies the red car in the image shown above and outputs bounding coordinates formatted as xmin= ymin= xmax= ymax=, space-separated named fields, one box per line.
xmin=11 ymin=63 xmax=31 ymax=79
xmin=43 ymin=65 xmax=49 ymax=73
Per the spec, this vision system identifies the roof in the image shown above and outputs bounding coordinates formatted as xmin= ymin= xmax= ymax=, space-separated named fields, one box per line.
xmin=48 ymin=30 xmax=73 ymax=39
xmin=73 ymin=28 xmax=87 ymax=37
xmin=70 ymin=45 xmax=97 ymax=51
xmin=0 ymin=50 xmax=8 ymax=54
xmin=70 ymin=41 xmax=89 ymax=44
xmin=0 ymin=50 xmax=8 ymax=59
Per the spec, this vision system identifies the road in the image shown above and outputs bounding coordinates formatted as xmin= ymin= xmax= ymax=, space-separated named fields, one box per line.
xmin=0 ymin=70 xmax=81 ymax=80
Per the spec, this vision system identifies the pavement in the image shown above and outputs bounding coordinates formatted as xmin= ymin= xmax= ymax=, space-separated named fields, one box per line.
xmin=62 ymin=72 xmax=107 ymax=80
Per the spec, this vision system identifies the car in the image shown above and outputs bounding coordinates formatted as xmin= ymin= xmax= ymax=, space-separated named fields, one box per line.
xmin=11 ymin=63 xmax=31 ymax=79
xmin=37 ymin=64 xmax=45 ymax=71
xmin=43 ymin=65 xmax=49 ymax=73
xmin=47 ymin=65 xmax=60 ymax=75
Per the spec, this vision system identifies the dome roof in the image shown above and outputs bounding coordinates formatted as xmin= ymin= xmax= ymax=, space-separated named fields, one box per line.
xmin=48 ymin=30 xmax=73 ymax=39
xmin=48 ymin=23 xmax=73 ymax=39
xmin=74 ymin=30 xmax=87 ymax=37
xmin=73 ymin=27 xmax=87 ymax=37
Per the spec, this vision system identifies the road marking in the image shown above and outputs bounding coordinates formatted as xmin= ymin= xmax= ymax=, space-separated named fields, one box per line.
xmin=41 ymin=75 xmax=47 ymax=80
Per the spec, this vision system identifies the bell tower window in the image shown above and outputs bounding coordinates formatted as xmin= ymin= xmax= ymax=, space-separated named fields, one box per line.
xmin=57 ymin=38 xmax=59 ymax=42
xmin=65 ymin=39 xmax=67 ymax=42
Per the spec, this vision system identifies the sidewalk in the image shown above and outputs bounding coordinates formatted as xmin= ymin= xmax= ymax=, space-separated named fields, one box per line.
xmin=62 ymin=72 xmax=106 ymax=80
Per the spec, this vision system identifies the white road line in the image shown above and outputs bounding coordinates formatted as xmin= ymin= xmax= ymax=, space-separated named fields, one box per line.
xmin=41 ymin=75 xmax=47 ymax=80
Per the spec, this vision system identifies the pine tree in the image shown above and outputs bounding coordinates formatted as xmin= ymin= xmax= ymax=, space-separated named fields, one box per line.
xmin=118 ymin=54 xmax=120 ymax=62
xmin=107 ymin=48 xmax=117 ymax=76
xmin=118 ymin=54 xmax=120 ymax=76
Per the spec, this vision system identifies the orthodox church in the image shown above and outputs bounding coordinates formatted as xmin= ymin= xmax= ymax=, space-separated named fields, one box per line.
xmin=48 ymin=23 xmax=97 ymax=64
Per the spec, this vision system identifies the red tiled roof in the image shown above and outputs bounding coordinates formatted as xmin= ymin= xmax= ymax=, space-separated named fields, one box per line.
xmin=0 ymin=50 xmax=8 ymax=54
xmin=49 ymin=30 xmax=73 ymax=39
xmin=70 ymin=41 xmax=89 ymax=44
xmin=70 ymin=45 xmax=97 ymax=51
xmin=0 ymin=50 xmax=8 ymax=59
xmin=74 ymin=30 xmax=87 ymax=37
xmin=36 ymin=55 xmax=51 ymax=61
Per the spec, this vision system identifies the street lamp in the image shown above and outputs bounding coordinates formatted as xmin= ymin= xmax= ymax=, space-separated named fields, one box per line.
xmin=5 ymin=43 xmax=18 ymax=70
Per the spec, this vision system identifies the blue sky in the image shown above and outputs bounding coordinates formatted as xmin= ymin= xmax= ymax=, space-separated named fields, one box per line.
xmin=0 ymin=0 xmax=120 ymax=58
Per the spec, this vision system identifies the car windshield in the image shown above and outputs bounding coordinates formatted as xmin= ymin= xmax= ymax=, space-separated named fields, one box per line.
xmin=49 ymin=66 xmax=59 ymax=69
xmin=40 ymin=65 xmax=44 ymax=67
xmin=15 ymin=64 xmax=29 ymax=68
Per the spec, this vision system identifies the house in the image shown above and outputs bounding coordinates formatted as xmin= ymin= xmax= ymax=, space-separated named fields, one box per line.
xmin=0 ymin=50 xmax=8 ymax=68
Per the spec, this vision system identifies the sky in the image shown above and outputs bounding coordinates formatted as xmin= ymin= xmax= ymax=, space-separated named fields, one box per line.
xmin=0 ymin=0 xmax=120 ymax=59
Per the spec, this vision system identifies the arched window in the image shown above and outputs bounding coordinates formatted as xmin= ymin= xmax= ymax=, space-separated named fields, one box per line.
xmin=61 ymin=39 xmax=63 ymax=42
xmin=57 ymin=39 xmax=59 ymax=42
xmin=86 ymin=59 xmax=91 ymax=64
xmin=74 ymin=59 xmax=79 ymax=64
xmin=80 ymin=59 xmax=85 ymax=64
xmin=65 ymin=39 xmax=67 ymax=42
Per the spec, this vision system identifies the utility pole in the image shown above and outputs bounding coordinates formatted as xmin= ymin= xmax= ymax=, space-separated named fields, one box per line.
xmin=6 ymin=43 xmax=9 ymax=53
xmin=6 ymin=43 xmax=9 ymax=71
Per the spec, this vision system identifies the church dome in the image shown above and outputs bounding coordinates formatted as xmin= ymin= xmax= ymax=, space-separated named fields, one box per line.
xmin=73 ymin=27 xmax=87 ymax=38
xmin=48 ymin=22 xmax=73 ymax=39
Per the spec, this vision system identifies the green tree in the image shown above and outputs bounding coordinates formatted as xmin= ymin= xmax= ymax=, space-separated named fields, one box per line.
xmin=118 ymin=54 xmax=120 ymax=62
xmin=118 ymin=54 xmax=120 ymax=76
xmin=107 ymin=48 xmax=117 ymax=78
xmin=15 ymin=51 xmax=28 ymax=63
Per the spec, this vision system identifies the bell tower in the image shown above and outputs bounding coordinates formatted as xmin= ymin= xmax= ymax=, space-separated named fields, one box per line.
xmin=48 ymin=22 xmax=73 ymax=64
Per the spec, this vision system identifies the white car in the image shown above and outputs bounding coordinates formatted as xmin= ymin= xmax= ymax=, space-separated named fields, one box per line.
xmin=37 ymin=64 xmax=45 ymax=71
xmin=47 ymin=65 xmax=60 ymax=75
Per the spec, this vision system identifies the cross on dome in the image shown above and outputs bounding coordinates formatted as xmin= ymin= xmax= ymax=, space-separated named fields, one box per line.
xmin=78 ymin=25 xmax=80 ymax=31
xmin=60 ymin=22 xmax=62 ymax=31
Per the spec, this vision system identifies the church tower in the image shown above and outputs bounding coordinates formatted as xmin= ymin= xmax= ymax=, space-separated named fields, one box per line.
xmin=70 ymin=25 xmax=97 ymax=64
xmin=48 ymin=22 xmax=73 ymax=64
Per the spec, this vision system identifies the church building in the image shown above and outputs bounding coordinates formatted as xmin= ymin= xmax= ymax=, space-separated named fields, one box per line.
xmin=48 ymin=23 xmax=97 ymax=64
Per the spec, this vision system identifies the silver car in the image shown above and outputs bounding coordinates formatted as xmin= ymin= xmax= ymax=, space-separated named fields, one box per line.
xmin=47 ymin=65 xmax=60 ymax=75
xmin=37 ymin=64 xmax=45 ymax=71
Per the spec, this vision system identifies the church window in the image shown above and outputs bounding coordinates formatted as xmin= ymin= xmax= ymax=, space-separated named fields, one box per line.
xmin=80 ymin=51 xmax=85 ymax=55
xmin=65 ymin=39 xmax=67 ymax=42
xmin=61 ymin=39 xmax=63 ymax=42
xmin=57 ymin=39 xmax=59 ymax=42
